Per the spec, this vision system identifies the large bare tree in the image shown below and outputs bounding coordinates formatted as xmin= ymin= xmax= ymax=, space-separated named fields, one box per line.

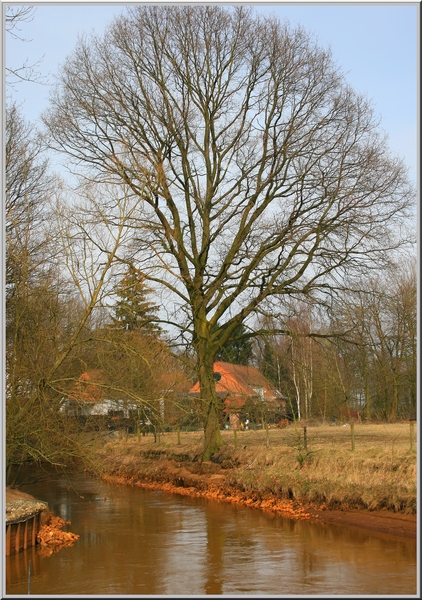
xmin=43 ymin=6 xmax=414 ymax=460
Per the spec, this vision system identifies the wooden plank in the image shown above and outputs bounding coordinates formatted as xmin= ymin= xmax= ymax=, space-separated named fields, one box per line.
xmin=6 ymin=524 xmax=11 ymax=556
xmin=23 ymin=519 xmax=28 ymax=549
xmin=31 ymin=514 xmax=37 ymax=546
xmin=6 ymin=510 xmax=45 ymax=554
xmin=15 ymin=522 xmax=21 ymax=553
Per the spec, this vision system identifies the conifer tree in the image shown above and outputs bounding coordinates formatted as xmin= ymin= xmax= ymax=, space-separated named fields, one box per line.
xmin=215 ymin=324 xmax=254 ymax=366
xmin=112 ymin=265 xmax=161 ymax=334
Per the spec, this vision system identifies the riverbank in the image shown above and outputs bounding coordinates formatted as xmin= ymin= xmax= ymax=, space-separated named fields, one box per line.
xmin=6 ymin=487 xmax=50 ymax=524
xmin=6 ymin=486 xmax=79 ymax=555
xmin=100 ymin=463 xmax=417 ymax=539
xmin=94 ymin=423 xmax=417 ymax=539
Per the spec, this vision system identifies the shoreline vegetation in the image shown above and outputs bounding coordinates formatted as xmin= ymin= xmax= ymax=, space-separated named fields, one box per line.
xmin=93 ymin=421 xmax=417 ymax=539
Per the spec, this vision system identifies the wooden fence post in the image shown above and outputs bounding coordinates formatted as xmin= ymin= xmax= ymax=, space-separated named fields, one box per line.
xmin=303 ymin=426 xmax=307 ymax=451
xmin=351 ymin=421 xmax=355 ymax=451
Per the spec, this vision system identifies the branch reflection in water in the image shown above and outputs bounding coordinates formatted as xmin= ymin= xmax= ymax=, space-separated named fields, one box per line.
xmin=6 ymin=471 xmax=417 ymax=596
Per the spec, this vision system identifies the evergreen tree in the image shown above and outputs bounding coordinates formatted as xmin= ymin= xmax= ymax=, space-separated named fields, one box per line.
xmin=215 ymin=324 xmax=253 ymax=365
xmin=260 ymin=342 xmax=279 ymax=386
xmin=112 ymin=266 xmax=161 ymax=333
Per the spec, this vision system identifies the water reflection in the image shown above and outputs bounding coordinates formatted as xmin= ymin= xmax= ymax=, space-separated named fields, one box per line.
xmin=6 ymin=471 xmax=416 ymax=596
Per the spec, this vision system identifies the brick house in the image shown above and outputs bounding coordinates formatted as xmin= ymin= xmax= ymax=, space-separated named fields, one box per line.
xmin=189 ymin=361 xmax=287 ymax=429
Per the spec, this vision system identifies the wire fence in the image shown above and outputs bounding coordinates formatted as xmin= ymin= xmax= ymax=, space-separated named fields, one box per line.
xmin=111 ymin=420 xmax=417 ymax=455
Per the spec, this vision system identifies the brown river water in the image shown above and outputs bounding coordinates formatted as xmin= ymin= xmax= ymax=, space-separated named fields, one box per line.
xmin=5 ymin=470 xmax=417 ymax=596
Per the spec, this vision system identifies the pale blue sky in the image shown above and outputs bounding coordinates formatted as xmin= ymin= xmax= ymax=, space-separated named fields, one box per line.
xmin=5 ymin=2 xmax=419 ymax=185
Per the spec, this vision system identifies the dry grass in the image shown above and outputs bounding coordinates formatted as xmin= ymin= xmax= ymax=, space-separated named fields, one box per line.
xmin=97 ymin=422 xmax=417 ymax=514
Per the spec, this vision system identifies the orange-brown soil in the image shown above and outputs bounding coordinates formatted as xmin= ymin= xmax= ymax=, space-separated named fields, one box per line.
xmin=101 ymin=459 xmax=416 ymax=540
xmin=36 ymin=515 xmax=80 ymax=557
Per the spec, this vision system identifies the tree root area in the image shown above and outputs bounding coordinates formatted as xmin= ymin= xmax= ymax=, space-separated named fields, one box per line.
xmin=100 ymin=460 xmax=416 ymax=540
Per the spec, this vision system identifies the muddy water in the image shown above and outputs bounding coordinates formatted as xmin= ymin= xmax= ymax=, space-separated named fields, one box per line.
xmin=6 ymin=471 xmax=416 ymax=596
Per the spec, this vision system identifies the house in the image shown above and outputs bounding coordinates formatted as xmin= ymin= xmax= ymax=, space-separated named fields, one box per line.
xmin=60 ymin=370 xmax=103 ymax=416
xmin=60 ymin=370 xmax=139 ymax=419
xmin=189 ymin=361 xmax=287 ymax=429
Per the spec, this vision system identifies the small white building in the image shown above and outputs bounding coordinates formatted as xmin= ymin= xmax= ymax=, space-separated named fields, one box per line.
xmin=60 ymin=397 xmax=139 ymax=418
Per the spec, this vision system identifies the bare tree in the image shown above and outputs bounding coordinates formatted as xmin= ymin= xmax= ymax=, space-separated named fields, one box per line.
xmin=5 ymin=103 xmax=52 ymax=292
xmin=6 ymin=103 xmax=55 ymax=435
xmin=5 ymin=6 xmax=47 ymax=88
xmin=5 ymin=178 xmax=139 ymax=480
xmin=333 ymin=258 xmax=417 ymax=421
xmin=5 ymin=6 xmax=35 ymax=36
xmin=43 ymin=5 xmax=415 ymax=460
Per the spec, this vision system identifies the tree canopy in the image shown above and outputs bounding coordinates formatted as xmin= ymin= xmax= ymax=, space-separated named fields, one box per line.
xmin=43 ymin=5 xmax=415 ymax=459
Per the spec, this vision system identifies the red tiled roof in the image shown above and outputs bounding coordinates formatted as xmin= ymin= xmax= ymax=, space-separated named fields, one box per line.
xmin=69 ymin=370 xmax=104 ymax=403
xmin=189 ymin=361 xmax=282 ymax=401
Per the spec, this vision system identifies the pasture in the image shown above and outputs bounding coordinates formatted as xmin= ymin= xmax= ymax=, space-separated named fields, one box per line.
xmin=100 ymin=421 xmax=417 ymax=513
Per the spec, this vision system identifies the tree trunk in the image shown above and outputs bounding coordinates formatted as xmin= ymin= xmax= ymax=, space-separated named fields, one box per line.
xmin=390 ymin=376 xmax=399 ymax=422
xmin=198 ymin=351 xmax=223 ymax=461
xmin=203 ymin=400 xmax=223 ymax=461
xmin=363 ymin=360 xmax=371 ymax=421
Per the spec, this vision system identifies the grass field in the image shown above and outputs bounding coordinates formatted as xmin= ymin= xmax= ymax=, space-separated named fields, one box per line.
xmin=98 ymin=421 xmax=417 ymax=513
